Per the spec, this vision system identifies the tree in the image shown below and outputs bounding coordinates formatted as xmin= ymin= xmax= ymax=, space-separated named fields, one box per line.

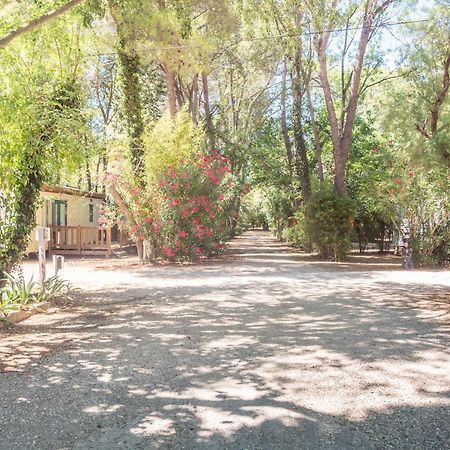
xmin=309 ymin=0 xmax=395 ymax=194
xmin=0 ymin=0 xmax=85 ymax=49
xmin=374 ymin=5 xmax=450 ymax=167
xmin=0 ymin=17 xmax=93 ymax=275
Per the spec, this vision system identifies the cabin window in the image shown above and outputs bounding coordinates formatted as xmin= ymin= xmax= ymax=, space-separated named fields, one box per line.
xmin=89 ymin=204 xmax=94 ymax=222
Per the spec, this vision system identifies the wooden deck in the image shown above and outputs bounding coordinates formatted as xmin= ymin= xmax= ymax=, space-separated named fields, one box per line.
xmin=50 ymin=225 xmax=111 ymax=257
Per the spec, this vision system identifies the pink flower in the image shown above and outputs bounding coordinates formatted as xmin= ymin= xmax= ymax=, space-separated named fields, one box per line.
xmin=145 ymin=217 xmax=152 ymax=223
xmin=195 ymin=247 xmax=202 ymax=255
xmin=182 ymin=209 xmax=189 ymax=218
xmin=178 ymin=230 xmax=188 ymax=239
xmin=163 ymin=246 xmax=175 ymax=258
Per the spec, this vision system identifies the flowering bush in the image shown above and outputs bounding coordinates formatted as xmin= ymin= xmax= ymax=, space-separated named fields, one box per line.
xmin=100 ymin=150 xmax=233 ymax=260
xmin=376 ymin=143 xmax=450 ymax=266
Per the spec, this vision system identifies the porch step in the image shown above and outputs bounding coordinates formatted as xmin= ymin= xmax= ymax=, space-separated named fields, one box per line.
xmin=113 ymin=250 xmax=127 ymax=258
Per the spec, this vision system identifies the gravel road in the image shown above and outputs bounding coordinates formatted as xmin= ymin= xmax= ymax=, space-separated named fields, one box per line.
xmin=1 ymin=231 xmax=450 ymax=449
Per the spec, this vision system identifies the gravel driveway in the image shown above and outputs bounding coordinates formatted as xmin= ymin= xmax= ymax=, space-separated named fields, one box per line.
xmin=1 ymin=232 xmax=450 ymax=449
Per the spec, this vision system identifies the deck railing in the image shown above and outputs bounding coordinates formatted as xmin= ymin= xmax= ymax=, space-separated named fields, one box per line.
xmin=50 ymin=225 xmax=111 ymax=257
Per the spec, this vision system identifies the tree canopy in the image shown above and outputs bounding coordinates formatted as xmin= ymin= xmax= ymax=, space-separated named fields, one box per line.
xmin=0 ymin=0 xmax=449 ymax=269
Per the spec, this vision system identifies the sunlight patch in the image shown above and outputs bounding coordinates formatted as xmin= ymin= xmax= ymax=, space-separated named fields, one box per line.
xmin=84 ymin=404 xmax=123 ymax=414
xmin=130 ymin=415 xmax=175 ymax=436
xmin=203 ymin=335 xmax=258 ymax=351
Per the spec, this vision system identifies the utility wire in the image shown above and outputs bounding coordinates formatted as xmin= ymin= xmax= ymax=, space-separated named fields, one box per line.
xmin=84 ymin=17 xmax=431 ymax=59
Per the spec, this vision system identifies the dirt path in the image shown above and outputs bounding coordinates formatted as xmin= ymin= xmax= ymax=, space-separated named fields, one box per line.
xmin=1 ymin=232 xmax=450 ymax=449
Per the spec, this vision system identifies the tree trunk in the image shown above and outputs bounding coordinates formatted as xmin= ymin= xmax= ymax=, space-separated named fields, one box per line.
xmin=304 ymin=82 xmax=325 ymax=187
xmin=108 ymin=184 xmax=143 ymax=260
xmin=109 ymin=2 xmax=145 ymax=180
xmin=292 ymin=52 xmax=311 ymax=203
xmin=164 ymin=63 xmax=177 ymax=119
xmin=314 ymin=0 xmax=382 ymax=195
xmin=281 ymin=59 xmax=294 ymax=178
xmin=201 ymin=72 xmax=216 ymax=150
xmin=191 ymin=73 xmax=199 ymax=126
xmin=315 ymin=39 xmax=343 ymax=193
xmin=338 ymin=0 xmax=377 ymax=193
xmin=117 ymin=44 xmax=145 ymax=179
xmin=85 ymin=159 xmax=92 ymax=191
xmin=143 ymin=239 xmax=155 ymax=261
xmin=2 ymin=148 xmax=43 ymax=274
xmin=135 ymin=239 xmax=144 ymax=260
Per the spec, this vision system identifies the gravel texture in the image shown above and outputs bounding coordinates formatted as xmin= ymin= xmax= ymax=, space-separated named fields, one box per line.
xmin=1 ymin=231 xmax=450 ymax=449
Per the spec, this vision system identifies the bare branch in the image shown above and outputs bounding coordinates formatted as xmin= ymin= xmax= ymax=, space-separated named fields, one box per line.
xmin=0 ymin=0 xmax=85 ymax=49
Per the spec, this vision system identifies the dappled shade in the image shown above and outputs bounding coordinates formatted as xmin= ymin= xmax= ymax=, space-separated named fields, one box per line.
xmin=1 ymin=232 xmax=449 ymax=448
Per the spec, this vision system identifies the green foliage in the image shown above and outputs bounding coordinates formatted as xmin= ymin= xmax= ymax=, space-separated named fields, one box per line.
xmin=373 ymin=136 xmax=450 ymax=266
xmin=0 ymin=15 xmax=94 ymax=274
xmin=237 ymin=190 xmax=267 ymax=232
xmin=305 ymin=188 xmax=355 ymax=261
xmin=144 ymin=110 xmax=204 ymax=178
xmin=282 ymin=211 xmax=309 ymax=249
xmin=411 ymin=224 xmax=450 ymax=267
xmin=0 ymin=274 xmax=74 ymax=316
xmin=103 ymin=149 xmax=232 ymax=260
xmin=377 ymin=7 xmax=450 ymax=167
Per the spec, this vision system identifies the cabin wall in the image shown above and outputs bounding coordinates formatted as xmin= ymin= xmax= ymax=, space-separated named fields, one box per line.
xmin=27 ymin=191 xmax=103 ymax=254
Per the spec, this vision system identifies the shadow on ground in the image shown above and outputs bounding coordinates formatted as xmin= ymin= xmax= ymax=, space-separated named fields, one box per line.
xmin=1 ymin=232 xmax=449 ymax=449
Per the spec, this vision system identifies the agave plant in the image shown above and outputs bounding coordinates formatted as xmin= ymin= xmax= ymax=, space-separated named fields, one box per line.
xmin=0 ymin=273 xmax=75 ymax=315
xmin=1 ymin=273 xmax=38 ymax=306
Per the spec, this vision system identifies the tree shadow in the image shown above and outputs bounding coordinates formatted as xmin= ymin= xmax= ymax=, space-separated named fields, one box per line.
xmin=1 ymin=232 xmax=449 ymax=448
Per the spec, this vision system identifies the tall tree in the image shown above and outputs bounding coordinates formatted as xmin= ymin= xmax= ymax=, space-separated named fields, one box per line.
xmin=108 ymin=0 xmax=146 ymax=180
xmin=309 ymin=0 xmax=395 ymax=194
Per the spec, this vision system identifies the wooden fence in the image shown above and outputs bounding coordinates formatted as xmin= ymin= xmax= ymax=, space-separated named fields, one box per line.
xmin=50 ymin=225 xmax=111 ymax=257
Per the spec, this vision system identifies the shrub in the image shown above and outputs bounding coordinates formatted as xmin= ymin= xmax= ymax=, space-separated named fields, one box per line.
xmin=305 ymin=189 xmax=355 ymax=261
xmin=102 ymin=151 xmax=232 ymax=260
xmin=143 ymin=152 xmax=231 ymax=259
xmin=411 ymin=222 xmax=450 ymax=267
xmin=282 ymin=212 xmax=310 ymax=249
xmin=0 ymin=274 xmax=74 ymax=316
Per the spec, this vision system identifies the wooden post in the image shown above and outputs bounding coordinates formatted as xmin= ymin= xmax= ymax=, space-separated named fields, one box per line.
xmin=77 ymin=225 xmax=82 ymax=254
xmin=106 ymin=226 xmax=112 ymax=258
xmin=48 ymin=225 xmax=53 ymax=257
xmin=35 ymin=227 xmax=50 ymax=288
xmin=53 ymin=255 xmax=64 ymax=277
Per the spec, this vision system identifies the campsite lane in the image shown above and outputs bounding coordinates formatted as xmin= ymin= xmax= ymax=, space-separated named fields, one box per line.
xmin=1 ymin=231 xmax=450 ymax=449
